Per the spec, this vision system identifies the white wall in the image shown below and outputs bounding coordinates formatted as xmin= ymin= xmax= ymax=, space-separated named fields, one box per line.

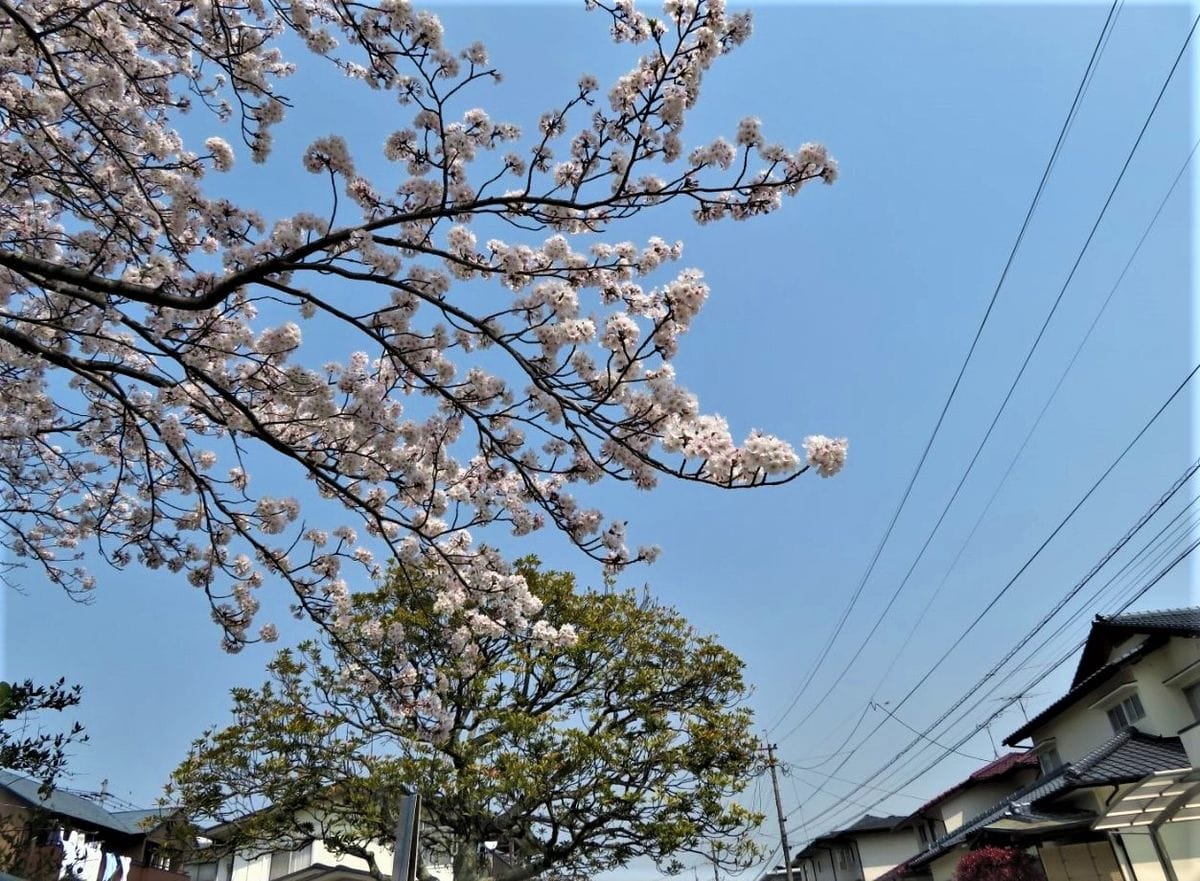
xmin=1116 ymin=831 xmax=1170 ymax=881
xmin=229 ymin=852 xmax=270 ymax=881
xmin=1156 ymin=819 xmax=1200 ymax=880
xmin=936 ymin=781 xmax=1033 ymax=835
xmin=1130 ymin=639 xmax=1200 ymax=738
xmin=200 ymin=825 xmax=396 ymax=881
xmin=792 ymin=846 xmax=852 ymax=881
xmin=927 ymin=848 xmax=963 ymax=881
xmin=855 ymin=831 xmax=921 ymax=881
xmin=1036 ymin=841 xmax=1121 ymax=881
xmin=1028 ymin=637 xmax=1200 ymax=763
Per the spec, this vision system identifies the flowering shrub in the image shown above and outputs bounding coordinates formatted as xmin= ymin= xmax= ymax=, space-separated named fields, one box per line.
xmin=954 ymin=846 xmax=1046 ymax=881
xmin=0 ymin=0 xmax=844 ymax=720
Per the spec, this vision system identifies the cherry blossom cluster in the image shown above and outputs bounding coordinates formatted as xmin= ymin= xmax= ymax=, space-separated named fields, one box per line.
xmin=0 ymin=0 xmax=845 ymax=711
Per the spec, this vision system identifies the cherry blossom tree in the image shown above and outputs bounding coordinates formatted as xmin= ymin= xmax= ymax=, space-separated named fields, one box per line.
xmin=0 ymin=0 xmax=844 ymax=681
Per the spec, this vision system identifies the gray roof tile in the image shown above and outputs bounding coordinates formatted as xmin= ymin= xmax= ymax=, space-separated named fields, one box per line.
xmin=1102 ymin=607 xmax=1200 ymax=631
xmin=0 ymin=771 xmax=161 ymax=836
xmin=909 ymin=728 xmax=1186 ymax=868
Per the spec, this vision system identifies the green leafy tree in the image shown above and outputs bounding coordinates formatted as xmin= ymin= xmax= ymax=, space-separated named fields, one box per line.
xmin=0 ymin=678 xmax=87 ymax=881
xmin=169 ymin=561 xmax=762 ymax=881
xmin=0 ymin=678 xmax=85 ymax=791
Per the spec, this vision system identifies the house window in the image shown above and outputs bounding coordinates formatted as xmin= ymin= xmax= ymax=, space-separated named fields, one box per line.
xmin=191 ymin=863 xmax=217 ymax=881
xmin=1106 ymin=693 xmax=1146 ymax=732
xmin=1184 ymin=681 xmax=1200 ymax=720
xmin=1039 ymin=746 xmax=1063 ymax=774
xmin=269 ymin=843 xmax=313 ymax=880
xmin=145 ymin=843 xmax=175 ymax=871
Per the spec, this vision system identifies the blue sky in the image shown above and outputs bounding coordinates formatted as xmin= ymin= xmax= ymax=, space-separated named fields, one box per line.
xmin=3 ymin=0 xmax=1197 ymax=877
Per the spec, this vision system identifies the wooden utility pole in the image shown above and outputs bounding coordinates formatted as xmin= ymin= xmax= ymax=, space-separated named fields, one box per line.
xmin=764 ymin=743 xmax=794 ymax=881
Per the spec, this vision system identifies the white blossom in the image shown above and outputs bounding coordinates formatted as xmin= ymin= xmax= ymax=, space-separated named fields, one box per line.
xmin=0 ymin=0 xmax=845 ymax=727
xmin=804 ymin=435 xmax=849 ymax=477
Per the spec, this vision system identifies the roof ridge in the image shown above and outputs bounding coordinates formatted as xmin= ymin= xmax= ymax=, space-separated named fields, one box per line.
xmin=1105 ymin=604 xmax=1200 ymax=618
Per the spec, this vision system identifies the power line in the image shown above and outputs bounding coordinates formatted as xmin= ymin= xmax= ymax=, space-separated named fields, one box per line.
xmin=807 ymin=532 xmax=1200 ymax=832
xmin=792 ymin=473 xmax=1200 ymax=836
xmin=765 ymin=0 xmax=1123 ymax=736
xmin=789 ymin=353 xmax=1200 ymax=829
xmin=868 ymin=701 xmax=991 ymax=763
xmin=776 ymin=8 xmax=1200 ymax=742
xmin=781 ymin=347 xmax=1200 ymax=788
xmin=870 ymin=119 xmax=1200 ymax=701
xmin=786 ymin=763 xmax=930 ymax=803
xmin=861 ymin=483 xmax=1200 ymax=808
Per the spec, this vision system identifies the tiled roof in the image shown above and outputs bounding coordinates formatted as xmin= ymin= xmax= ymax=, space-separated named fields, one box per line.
xmin=0 ymin=771 xmax=164 ymax=836
xmin=840 ymin=813 xmax=908 ymax=834
xmin=910 ymin=751 xmax=1038 ymax=818
xmin=909 ymin=728 xmax=1185 ymax=868
xmin=1004 ymin=638 xmax=1162 ymax=745
xmin=1102 ymin=607 xmax=1200 ymax=632
xmin=1039 ymin=728 xmax=1188 ymax=794
xmin=1070 ymin=606 xmax=1200 ymax=688
xmin=109 ymin=807 xmax=178 ymax=832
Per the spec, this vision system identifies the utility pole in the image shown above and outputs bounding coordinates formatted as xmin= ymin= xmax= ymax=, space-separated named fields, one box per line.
xmin=764 ymin=743 xmax=794 ymax=881
xmin=392 ymin=787 xmax=422 ymax=881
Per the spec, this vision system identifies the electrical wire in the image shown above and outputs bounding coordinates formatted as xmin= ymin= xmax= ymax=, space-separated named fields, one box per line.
xmin=806 ymin=532 xmax=1200 ymax=831
xmin=764 ymin=0 xmax=1124 ymax=736
xmin=792 ymin=483 xmax=1200 ymax=836
xmin=788 ymin=395 xmax=1200 ymax=832
xmin=775 ymin=10 xmax=1200 ymax=741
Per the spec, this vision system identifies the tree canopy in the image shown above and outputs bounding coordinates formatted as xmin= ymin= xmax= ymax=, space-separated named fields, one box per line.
xmin=0 ymin=0 xmax=845 ymax=669
xmin=169 ymin=561 xmax=764 ymax=881
xmin=0 ymin=678 xmax=87 ymax=881
xmin=0 ymin=677 xmax=85 ymax=792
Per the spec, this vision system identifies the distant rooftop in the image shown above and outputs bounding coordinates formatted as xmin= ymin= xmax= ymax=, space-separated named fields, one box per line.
xmin=910 ymin=751 xmax=1039 ymax=818
xmin=0 ymin=771 xmax=175 ymax=836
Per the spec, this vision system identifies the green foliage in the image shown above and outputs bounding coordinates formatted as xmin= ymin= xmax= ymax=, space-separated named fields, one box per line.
xmin=0 ymin=678 xmax=85 ymax=793
xmin=169 ymin=561 xmax=763 ymax=881
xmin=0 ymin=678 xmax=87 ymax=881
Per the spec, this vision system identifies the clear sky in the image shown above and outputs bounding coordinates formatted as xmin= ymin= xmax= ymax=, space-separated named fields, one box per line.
xmin=3 ymin=1 xmax=1197 ymax=878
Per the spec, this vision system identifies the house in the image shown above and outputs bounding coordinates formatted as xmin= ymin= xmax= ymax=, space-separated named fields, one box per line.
xmin=906 ymin=751 xmax=1040 ymax=847
xmin=186 ymin=801 xmax=404 ymax=881
xmin=766 ymin=814 xmax=924 ymax=881
xmin=881 ymin=606 xmax=1200 ymax=881
xmin=187 ymin=803 xmax=521 ymax=881
xmin=0 ymin=770 xmax=185 ymax=881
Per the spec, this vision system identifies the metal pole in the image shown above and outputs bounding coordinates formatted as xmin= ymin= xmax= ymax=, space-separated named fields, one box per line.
xmin=392 ymin=789 xmax=422 ymax=881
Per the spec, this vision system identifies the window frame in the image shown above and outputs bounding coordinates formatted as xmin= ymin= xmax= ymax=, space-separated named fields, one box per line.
xmin=1105 ymin=692 xmax=1146 ymax=733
